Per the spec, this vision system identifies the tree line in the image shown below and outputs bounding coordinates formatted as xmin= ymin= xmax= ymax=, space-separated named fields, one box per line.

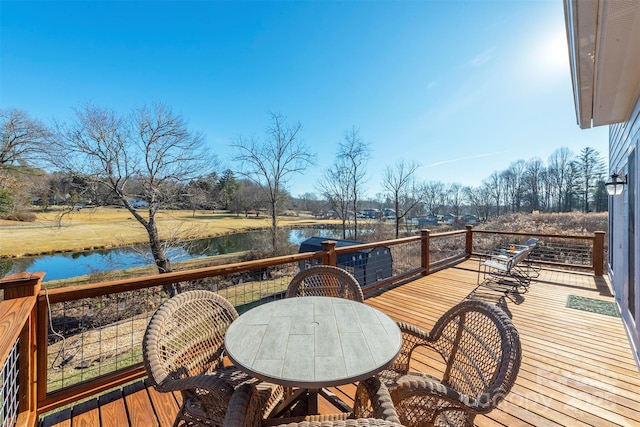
xmin=316 ymin=135 xmax=606 ymax=239
xmin=1 ymin=104 xmax=607 ymax=282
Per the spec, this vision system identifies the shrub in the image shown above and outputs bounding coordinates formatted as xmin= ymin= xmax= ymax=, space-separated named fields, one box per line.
xmin=0 ymin=190 xmax=12 ymax=214
xmin=1 ymin=210 xmax=37 ymax=222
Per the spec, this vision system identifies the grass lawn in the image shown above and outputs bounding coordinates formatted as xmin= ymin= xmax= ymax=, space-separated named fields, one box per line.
xmin=0 ymin=206 xmax=337 ymax=258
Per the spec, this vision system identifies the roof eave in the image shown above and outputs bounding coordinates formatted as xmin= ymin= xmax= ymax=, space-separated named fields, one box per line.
xmin=564 ymin=0 xmax=640 ymax=129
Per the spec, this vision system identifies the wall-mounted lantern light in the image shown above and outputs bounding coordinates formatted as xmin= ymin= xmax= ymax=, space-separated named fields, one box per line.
xmin=604 ymin=172 xmax=627 ymax=196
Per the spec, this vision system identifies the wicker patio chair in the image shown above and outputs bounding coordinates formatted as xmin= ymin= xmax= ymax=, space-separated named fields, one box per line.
xmin=286 ymin=265 xmax=364 ymax=302
xmin=143 ymin=290 xmax=284 ymax=427
xmin=377 ymin=300 xmax=521 ymax=427
xmin=223 ymin=377 xmax=405 ymax=427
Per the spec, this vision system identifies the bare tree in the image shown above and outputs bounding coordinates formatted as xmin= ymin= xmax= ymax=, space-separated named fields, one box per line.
xmin=54 ymin=102 xmax=211 ymax=291
xmin=486 ymin=171 xmax=503 ymax=217
xmin=1 ymin=108 xmax=51 ymax=169
xmin=232 ymin=112 xmax=315 ymax=252
xmin=464 ymin=185 xmax=492 ymax=220
xmin=448 ymin=183 xmax=464 ymax=218
xmin=523 ymin=158 xmax=545 ymax=212
xmin=318 ymin=162 xmax=352 ymax=239
xmin=337 ymin=127 xmax=370 ymax=239
xmin=184 ymin=179 xmax=213 ymax=217
xmin=231 ymin=179 xmax=266 ymax=217
xmin=503 ymin=160 xmax=526 ymax=213
xmin=539 ymin=167 xmax=552 ymax=211
xmin=1 ymin=109 xmax=52 ymax=219
xmin=565 ymin=160 xmax=580 ymax=212
xmin=296 ymin=192 xmax=323 ymax=215
xmin=317 ymin=127 xmax=370 ymax=240
xmin=382 ymin=160 xmax=421 ymax=238
xmin=422 ymin=181 xmax=446 ymax=216
xmin=547 ymin=148 xmax=574 ymax=212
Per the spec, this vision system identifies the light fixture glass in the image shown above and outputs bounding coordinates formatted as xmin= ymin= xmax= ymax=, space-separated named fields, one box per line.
xmin=604 ymin=173 xmax=627 ymax=196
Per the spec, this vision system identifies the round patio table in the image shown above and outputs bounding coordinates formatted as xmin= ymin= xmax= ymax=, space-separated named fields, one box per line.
xmin=224 ymin=296 xmax=402 ymax=416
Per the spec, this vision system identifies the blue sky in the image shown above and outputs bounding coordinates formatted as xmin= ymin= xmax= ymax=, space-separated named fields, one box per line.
xmin=1 ymin=0 xmax=609 ymax=198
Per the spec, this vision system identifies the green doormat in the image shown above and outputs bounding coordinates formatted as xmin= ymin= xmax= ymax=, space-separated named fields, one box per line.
xmin=566 ymin=295 xmax=619 ymax=317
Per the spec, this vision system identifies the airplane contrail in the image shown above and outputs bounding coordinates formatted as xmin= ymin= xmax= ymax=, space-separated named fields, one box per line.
xmin=422 ymin=151 xmax=510 ymax=168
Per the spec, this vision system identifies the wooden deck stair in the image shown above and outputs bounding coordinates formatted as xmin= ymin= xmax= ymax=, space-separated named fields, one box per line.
xmin=39 ymin=259 xmax=640 ymax=426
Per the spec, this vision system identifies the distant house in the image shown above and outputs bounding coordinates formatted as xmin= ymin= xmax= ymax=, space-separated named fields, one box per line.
xmin=564 ymin=0 xmax=640 ymax=365
xmin=417 ymin=216 xmax=438 ymax=227
xmin=461 ymin=214 xmax=479 ymax=224
xmin=129 ymin=198 xmax=149 ymax=208
xmin=442 ymin=213 xmax=456 ymax=224
xmin=363 ymin=208 xmax=381 ymax=219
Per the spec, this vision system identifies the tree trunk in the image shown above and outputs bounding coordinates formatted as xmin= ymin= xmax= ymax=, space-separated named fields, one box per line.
xmin=145 ymin=220 xmax=180 ymax=297
xmin=353 ymin=197 xmax=358 ymax=240
xmin=271 ymin=199 xmax=278 ymax=252
xmin=394 ymin=200 xmax=400 ymax=239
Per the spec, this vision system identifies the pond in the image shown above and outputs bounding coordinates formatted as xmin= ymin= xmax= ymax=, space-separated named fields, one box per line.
xmin=2 ymin=227 xmax=347 ymax=281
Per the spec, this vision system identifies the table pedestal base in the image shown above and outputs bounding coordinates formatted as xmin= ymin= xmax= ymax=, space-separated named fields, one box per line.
xmin=269 ymin=387 xmax=352 ymax=418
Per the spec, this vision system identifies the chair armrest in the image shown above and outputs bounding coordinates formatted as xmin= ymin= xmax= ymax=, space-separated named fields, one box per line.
xmin=389 ymin=321 xmax=434 ymax=374
xmin=353 ymin=377 xmax=401 ymax=423
xmin=391 ymin=377 xmax=479 ymax=424
xmin=224 ymin=383 xmax=263 ymax=427
xmin=156 ymin=373 xmax=234 ymax=395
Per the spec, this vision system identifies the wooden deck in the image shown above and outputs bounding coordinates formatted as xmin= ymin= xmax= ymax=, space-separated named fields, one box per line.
xmin=39 ymin=259 xmax=640 ymax=426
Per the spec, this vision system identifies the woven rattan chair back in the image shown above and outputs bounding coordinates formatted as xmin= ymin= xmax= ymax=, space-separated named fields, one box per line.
xmin=285 ymin=265 xmax=364 ymax=302
xmin=429 ymin=300 xmax=521 ymax=410
xmin=143 ymin=289 xmax=239 ymax=385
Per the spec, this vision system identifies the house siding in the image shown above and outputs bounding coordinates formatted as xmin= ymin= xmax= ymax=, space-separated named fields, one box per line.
xmin=609 ymin=92 xmax=640 ymax=368
xmin=610 ymin=98 xmax=640 ymax=165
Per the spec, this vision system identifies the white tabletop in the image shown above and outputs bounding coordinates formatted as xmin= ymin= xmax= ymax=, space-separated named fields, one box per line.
xmin=224 ymin=296 xmax=402 ymax=389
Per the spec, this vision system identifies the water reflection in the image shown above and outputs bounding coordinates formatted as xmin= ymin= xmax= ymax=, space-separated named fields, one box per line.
xmin=3 ymin=227 xmax=344 ymax=281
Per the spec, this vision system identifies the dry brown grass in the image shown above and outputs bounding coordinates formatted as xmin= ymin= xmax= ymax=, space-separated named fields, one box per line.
xmin=0 ymin=207 xmax=338 ymax=258
xmin=476 ymin=212 xmax=608 ymax=235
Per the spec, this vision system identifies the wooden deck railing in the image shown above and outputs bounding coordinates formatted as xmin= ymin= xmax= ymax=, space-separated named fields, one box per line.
xmin=0 ymin=272 xmax=42 ymax=427
xmin=471 ymin=229 xmax=605 ymax=275
xmin=0 ymin=228 xmax=605 ymax=426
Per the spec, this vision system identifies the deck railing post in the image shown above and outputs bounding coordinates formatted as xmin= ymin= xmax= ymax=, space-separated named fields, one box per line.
xmin=465 ymin=225 xmax=473 ymax=258
xmin=321 ymin=240 xmax=338 ymax=266
xmin=421 ymin=229 xmax=430 ymax=275
xmin=593 ymin=231 xmax=605 ymax=276
xmin=1 ymin=271 xmax=44 ymax=299
xmin=0 ymin=272 xmax=44 ymax=427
